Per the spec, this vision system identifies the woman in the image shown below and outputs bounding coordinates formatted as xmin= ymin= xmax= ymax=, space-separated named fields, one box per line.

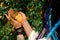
xmin=5 ymin=9 xmax=51 ymax=40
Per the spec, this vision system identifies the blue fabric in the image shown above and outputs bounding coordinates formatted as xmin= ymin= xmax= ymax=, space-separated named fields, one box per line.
xmin=47 ymin=20 xmax=60 ymax=40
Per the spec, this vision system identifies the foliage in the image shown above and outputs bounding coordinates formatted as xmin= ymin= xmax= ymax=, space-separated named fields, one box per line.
xmin=0 ymin=0 xmax=45 ymax=40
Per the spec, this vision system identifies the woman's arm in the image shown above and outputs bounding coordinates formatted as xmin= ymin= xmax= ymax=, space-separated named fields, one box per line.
xmin=5 ymin=10 xmax=33 ymax=37
xmin=22 ymin=20 xmax=33 ymax=37
xmin=18 ymin=12 xmax=33 ymax=37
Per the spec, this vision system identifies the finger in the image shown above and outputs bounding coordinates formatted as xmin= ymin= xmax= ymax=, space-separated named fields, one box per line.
xmin=10 ymin=18 xmax=16 ymax=26
xmin=10 ymin=18 xmax=17 ymax=23
xmin=8 ymin=8 xmax=14 ymax=14
xmin=5 ymin=14 xmax=10 ymax=20
xmin=10 ymin=18 xmax=19 ymax=25
xmin=19 ymin=12 xmax=26 ymax=19
xmin=10 ymin=18 xmax=22 ymax=29
xmin=19 ymin=12 xmax=25 ymax=16
xmin=8 ymin=9 xmax=14 ymax=17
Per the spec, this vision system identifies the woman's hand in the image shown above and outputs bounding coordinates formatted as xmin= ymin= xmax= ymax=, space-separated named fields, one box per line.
xmin=5 ymin=9 xmax=32 ymax=37
xmin=15 ymin=12 xmax=27 ymax=24
xmin=5 ymin=9 xmax=22 ymax=29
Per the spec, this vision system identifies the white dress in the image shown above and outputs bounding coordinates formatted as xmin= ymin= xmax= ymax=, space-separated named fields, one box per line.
xmin=28 ymin=30 xmax=47 ymax=40
xmin=17 ymin=30 xmax=47 ymax=40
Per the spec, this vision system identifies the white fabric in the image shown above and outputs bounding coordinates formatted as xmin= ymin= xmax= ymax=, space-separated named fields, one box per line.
xmin=38 ymin=37 xmax=47 ymax=40
xmin=28 ymin=30 xmax=47 ymax=40
xmin=17 ymin=35 xmax=24 ymax=40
